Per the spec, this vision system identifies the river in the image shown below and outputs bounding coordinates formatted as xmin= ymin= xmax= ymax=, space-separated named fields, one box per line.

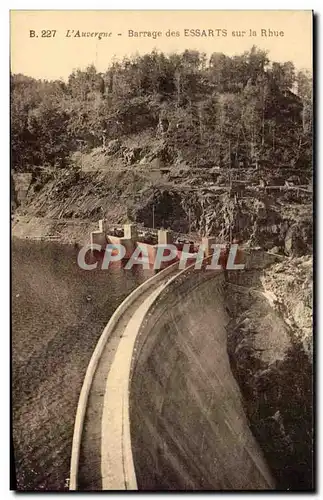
xmin=11 ymin=239 xmax=153 ymax=491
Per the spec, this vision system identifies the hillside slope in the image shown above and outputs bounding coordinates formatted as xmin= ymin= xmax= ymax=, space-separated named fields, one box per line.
xmin=11 ymin=49 xmax=312 ymax=254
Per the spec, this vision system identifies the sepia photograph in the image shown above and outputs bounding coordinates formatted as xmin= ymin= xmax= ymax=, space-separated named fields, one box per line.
xmin=10 ymin=9 xmax=313 ymax=492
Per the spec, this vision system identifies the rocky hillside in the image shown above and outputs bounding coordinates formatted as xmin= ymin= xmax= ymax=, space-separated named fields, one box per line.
xmin=13 ymin=140 xmax=312 ymax=256
xmin=226 ymin=254 xmax=313 ymax=490
xmin=11 ymin=48 xmax=312 ymax=254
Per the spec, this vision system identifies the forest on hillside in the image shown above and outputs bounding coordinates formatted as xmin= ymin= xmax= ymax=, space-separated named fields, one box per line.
xmin=11 ymin=46 xmax=312 ymax=176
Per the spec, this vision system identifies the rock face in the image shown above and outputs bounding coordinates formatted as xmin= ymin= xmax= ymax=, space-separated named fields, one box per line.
xmin=134 ymin=189 xmax=189 ymax=232
xmin=13 ymin=163 xmax=312 ymax=260
xmin=261 ymin=256 xmax=313 ymax=354
xmin=284 ymin=223 xmax=313 ymax=257
xmin=12 ymin=129 xmax=312 ymax=257
xmin=130 ymin=252 xmax=313 ymax=491
xmin=225 ymin=255 xmax=313 ymax=490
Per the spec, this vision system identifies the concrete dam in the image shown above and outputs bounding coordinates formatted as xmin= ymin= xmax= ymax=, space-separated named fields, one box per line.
xmin=130 ymin=264 xmax=274 ymax=490
xmin=69 ymin=242 xmax=290 ymax=491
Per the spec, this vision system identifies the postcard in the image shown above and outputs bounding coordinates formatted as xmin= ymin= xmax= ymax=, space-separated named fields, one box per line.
xmin=11 ymin=10 xmax=313 ymax=492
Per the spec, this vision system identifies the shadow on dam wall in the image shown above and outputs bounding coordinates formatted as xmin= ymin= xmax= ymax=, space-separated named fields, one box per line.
xmin=129 ymin=266 xmax=275 ymax=490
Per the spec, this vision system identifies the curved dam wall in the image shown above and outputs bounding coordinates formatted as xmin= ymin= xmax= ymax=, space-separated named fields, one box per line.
xmin=129 ymin=267 xmax=275 ymax=490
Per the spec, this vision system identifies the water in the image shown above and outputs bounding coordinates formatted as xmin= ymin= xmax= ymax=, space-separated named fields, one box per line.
xmin=11 ymin=239 xmax=153 ymax=491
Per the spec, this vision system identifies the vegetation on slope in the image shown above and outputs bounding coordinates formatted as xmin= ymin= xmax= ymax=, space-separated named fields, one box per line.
xmin=11 ymin=48 xmax=312 ymax=252
xmin=11 ymin=47 xmax=312 ymax=173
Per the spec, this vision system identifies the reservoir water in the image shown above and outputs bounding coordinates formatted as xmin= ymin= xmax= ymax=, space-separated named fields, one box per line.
xmin=11 ymin=239 xmax=153 ymax=491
